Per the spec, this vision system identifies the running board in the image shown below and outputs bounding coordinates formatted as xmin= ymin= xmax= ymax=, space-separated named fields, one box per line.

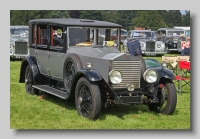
xmin=32 ymin=85 xmax=68 ymax=99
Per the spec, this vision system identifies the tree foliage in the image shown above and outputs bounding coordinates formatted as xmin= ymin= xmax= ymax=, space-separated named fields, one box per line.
xmin=131 ymin=10 xmax=168 ymax=30
xmin=116 ymin=10 xmax=138 ymax=30
xmin=102 ymin=10 xmax=118 ymax=23
xmin=10 ymin=10 xmax=190 ymax=30
xmin=182 ymin=10 xmax=190 ymax=26
xmin=80 ymin=10 xmax=103 ymax=21
xmin=10 ymin=10 xmax=70 ymax=25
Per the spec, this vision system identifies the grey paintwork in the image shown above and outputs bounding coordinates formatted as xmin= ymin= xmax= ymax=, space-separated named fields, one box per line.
xmin=123 ymin=30 xmax=166 ymax=56
xmin=30 ymin=46 xmax=129 ymax=83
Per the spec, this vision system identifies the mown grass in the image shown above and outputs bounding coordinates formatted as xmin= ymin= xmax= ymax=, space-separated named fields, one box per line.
xmin=10 ymin=54 xmax=190 ymax=129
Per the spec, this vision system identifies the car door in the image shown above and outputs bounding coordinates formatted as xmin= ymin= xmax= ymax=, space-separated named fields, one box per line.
xmin=48 ymin=25 xmax=66 ymax=80
xmin=35 ymin=24 xmax=50 ymax=76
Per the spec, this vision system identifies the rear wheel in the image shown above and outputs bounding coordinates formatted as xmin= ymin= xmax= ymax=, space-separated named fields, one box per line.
xmin=75 ymin=77 xmax=101 ymax=120
xmin=148 ymin=80 xmax=177 ymax=115
xmin=25 ymin=65 xmax=38 ymax=95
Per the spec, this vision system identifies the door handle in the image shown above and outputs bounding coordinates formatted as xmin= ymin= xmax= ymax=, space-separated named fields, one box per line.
xmin=35 ymin=51 xmax=38 ymax=56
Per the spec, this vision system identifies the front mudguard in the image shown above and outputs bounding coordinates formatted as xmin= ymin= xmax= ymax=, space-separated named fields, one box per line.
xmin=68 ymin=69 xmax=102 ymax=99
xmin=146 ymin=67 xmax=175 ymax=97
xmin=19 ymin=56 xmax=41 ymax=85
xmin=69 ymin=69 xmax=122 ymax=104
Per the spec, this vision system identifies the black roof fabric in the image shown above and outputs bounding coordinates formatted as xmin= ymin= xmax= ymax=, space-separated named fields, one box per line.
xmin=29 ymin=18 xmax=122 ymax=28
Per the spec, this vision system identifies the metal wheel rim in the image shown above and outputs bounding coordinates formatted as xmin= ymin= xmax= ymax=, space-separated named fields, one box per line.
xmin=26 ymin=70 xmax=32 ymax=92
xmin=77 ymin=83 xmax=92 ymax=117
xmin=65 ymin=61 xmax=75 ymax=90
xmin=157 ymin=86 xmax=168 ymax=112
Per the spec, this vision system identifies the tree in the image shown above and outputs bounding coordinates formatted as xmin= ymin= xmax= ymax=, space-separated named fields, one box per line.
xmin=102 ymin=10 xmax=118 ymax=23
xmin=47 ymin=10 xmax=70 ymax=18
xmin=131 ymin=10 xmax=168 ymax=30
xmin=182 ymin=10 xmax=190 ymax=26
xmin=10 ymin=10 xmax=70 ymax=25
xmin=68 ymin=10 xmax=81 ymax=18
xmin=80 ymin=10 xmax=103 ymax=21
xmin=116 ymin=10 xmax=138 ymax=30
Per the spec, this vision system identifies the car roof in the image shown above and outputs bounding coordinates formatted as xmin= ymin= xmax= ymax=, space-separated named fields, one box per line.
xmin=29 ymin=18 xmax=122 ymax=28
xmin=157 ymin=28 xmax=184 ymax=31
xmin=10 ymin=25 xmax=29 ymax=29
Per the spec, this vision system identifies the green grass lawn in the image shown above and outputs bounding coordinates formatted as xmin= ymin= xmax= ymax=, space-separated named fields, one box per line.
xmin=10 ymin=54 xmax=190 ymax=129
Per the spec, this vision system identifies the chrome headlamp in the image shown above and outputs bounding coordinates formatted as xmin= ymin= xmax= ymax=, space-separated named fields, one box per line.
xmin=157 ymin=43 xmax=161 ymax=48
xmin=140 ymin=42 xmax=145 ymax=47
xmin=109 ymin=70 xmax=122 ymax=84
xmin=143 ymin=69 xmax=158 ymax=83
xmin=10 ymin=44 xmax=14 ymax=49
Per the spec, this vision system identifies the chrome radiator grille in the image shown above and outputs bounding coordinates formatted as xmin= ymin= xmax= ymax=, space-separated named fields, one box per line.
xmin=15 ymin=41 xmax=28 ymax=55
xmin=111 ymin=60 xmax=141 ymax=89
xmin=146 ymin=41 xmax=155 ymax=52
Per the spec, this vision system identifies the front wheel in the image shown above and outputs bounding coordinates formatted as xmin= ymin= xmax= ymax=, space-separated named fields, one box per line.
xmin=75 ymin=77 xmax=101 ymax=120
xmin=148 ymin=80 xmax=177 ymax=115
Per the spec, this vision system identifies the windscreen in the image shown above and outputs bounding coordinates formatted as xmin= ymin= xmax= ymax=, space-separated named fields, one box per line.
xmin=68 ymin=27 xmax=120 ymax=47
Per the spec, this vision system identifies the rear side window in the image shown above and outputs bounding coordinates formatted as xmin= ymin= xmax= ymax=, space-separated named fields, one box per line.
xmin=37 ymin=24 xmax=49 ymax=46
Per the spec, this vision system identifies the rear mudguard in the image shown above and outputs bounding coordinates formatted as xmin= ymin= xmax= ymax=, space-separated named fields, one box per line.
xmin=19 ymin=56 xmax=41 ymax=85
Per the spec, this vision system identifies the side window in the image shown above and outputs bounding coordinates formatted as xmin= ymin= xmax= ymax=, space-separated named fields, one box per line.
xmin=157 ymin=30 xmax=160 ymax=35
xmin=37 ymin=24 xmax=49 ymax=49
xmin=161 ymin=30 xmax=166 ymax=36
xmin=32 ymin=24 xmax=37 ymax=46
xmin=50 ymin=26 xmax=64 ymax=52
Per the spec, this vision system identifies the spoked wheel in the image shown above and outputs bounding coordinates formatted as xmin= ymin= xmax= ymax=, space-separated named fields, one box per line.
xmin=75 ymin=77 xmax=101 ymax=120
xmin=148 ymin=80 xmax=177 ymax=115
xmin=25 ymin=65 xmax=38 ymax=95
xmin=65 ymin=61 xmax=75 ymax=92
xmin=63 ymin=54 xmax=82 ymax=93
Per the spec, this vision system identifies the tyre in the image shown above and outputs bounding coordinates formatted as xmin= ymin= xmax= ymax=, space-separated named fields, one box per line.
xmin=166 ymin=46 xmax=171 ymax=54
xmin=148 ymin=80 xmax=177 ymax=115
xmin=25 ymin=65 xmax=38 ymax=95
xmin=63 ymin=54 xmax=82 ymax=93
xmin=75 ymin=77 xmax=101 ymax=120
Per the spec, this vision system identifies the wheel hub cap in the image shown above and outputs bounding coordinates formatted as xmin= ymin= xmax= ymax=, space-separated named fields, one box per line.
xmin=78 ymin=97 xmax=83 ymax=104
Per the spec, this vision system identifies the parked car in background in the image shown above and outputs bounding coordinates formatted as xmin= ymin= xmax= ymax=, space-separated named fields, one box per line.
xmin=10 ymin=26 xmax=29 ymax=59
xmin=19 ymin=18 xmax=177 ymax=120
xmin=123 ymin=30 xmax=166 ymax=56
xmin=156 ymin=28 xmax=187 ymax=53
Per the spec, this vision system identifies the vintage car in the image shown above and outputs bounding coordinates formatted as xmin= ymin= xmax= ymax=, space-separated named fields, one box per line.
xmin=19 ymin=18 xmax=177 ymax=120
xmin=10 ymin=26 xmax=29 ymax=59
xmin=123 ymin=30 xmax=166 ymax=56
xmin=156 ymin=28 xmax=187 ymax=53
